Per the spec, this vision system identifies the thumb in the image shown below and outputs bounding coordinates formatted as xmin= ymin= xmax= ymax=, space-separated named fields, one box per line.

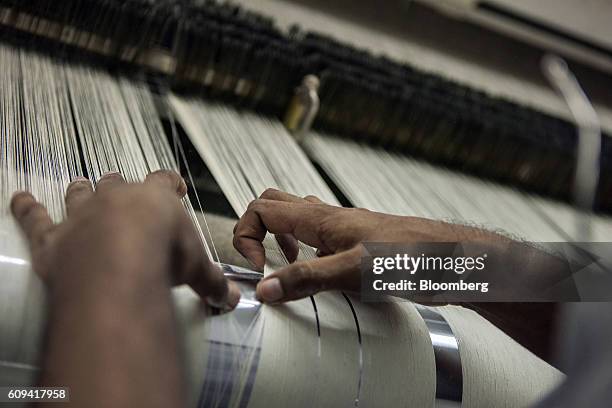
xmin=256 ymin=246 xmax=363 ymax=303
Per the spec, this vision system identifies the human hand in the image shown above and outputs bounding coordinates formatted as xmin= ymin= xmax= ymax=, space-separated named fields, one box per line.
xmin=11 ymin=170 xmax=240 ymax=310
xmin=233 ymin=189 xmax=496 ymax=303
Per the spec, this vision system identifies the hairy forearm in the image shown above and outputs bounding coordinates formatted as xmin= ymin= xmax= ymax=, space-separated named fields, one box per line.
xmin=40 ymin=250 xmax=185 ymax=408
xmin=430 ymin=218 xmax=575 ymax=292
xmin=441 ymin=222 xmax=567 ymax=361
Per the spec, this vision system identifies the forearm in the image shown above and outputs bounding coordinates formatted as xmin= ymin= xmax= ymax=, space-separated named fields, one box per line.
xmin=441 ymin=222 xmax=567 ymax=360
xmin=40 ymin=258 xmax=185 ymax=408
xmin=432 ymin=218 xmax=576 ymax=293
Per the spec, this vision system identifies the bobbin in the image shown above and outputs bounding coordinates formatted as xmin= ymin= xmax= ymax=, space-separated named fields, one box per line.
xmin=197 ymin=264 xmax=264 ymax=408
xmin=415 ymin=305 xmax=463 ymax=408
xmin=199 ymin=264 xmax=464 ymax=408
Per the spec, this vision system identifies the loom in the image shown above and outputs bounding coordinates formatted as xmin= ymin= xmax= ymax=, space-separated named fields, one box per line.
xmin=1 ymin=0 xmax=611 ymax=407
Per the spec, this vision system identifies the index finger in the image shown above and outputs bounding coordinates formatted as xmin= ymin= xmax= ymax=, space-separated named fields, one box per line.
xmin=257 ymin=189 xmax=305 ymax=263
xmin=232 ymin=199 xmax=332 ymax=271
xmin=175 ymin=213 xmax=240 ymax=310
xmin=258 ymin=188 xmax=306 ymax=203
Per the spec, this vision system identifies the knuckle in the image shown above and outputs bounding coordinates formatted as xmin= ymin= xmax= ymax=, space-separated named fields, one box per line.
xmin=289 ymin=263 xmax=323 ymax=296
xmin=232 ymin=233 xmax=242 ymax=250
xmin=316 ymin=213 xmax=336 ymax=238
xmin=247 ymin=198 xmax=264 ymax=211
xmin=232 ymin=231 xmax=253 ymax=253
xmin=95 ymin=191 xmax=160 ymax=221
xmin=259 ymin=188 xmax=279 ymax=199
xmin=246 ymin=199 xmax=257 ymax=210
xmin=293 ymin=263 xmax=317 ymax=285
xmin=95 ymin=191 xmax=126 ymax=209
xmin=316 ymin=208 xmax=365 ymax=250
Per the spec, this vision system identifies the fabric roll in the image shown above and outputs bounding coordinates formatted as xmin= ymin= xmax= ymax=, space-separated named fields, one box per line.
xmin=439 ymin=305 xmax=564 ymax=408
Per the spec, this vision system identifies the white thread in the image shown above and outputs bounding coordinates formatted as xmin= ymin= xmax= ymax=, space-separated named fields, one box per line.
xmin=0 ymin=43 xmax=569 ymax=408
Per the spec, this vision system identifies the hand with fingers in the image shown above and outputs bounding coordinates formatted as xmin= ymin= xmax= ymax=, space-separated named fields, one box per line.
xmin=11 ymin=170 xmax=240 ymax=310
xmin=10 ymin=170 xmax=241 ymax=407
xmin=233 ymin=188 xmax=577 ymax=365
xmin=233 ymin=188 xmax=505 ymax=304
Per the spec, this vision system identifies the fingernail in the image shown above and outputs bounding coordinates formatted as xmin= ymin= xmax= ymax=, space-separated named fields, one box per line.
xmin=206 ymin=284 xmax=241 ymax=312
xmin=205 ymin=295 xmax=231 ymax=312
xmin=177 ymin=180 xmax=188 ymax=197
xmin=72 ymin=176 xmax=89 ymax=182
xmin=227 ymin=283 xmax=241 ymax=309
xmin=257 ymin=278 xmax=284 ymax=303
